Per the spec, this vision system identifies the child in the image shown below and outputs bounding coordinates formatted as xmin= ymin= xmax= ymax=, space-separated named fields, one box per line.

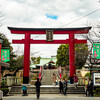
xmin=22 ymin=85 xmax=27 ymax=96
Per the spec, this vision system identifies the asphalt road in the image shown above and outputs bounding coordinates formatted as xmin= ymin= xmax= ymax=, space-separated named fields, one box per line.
xmin=3 ymin=94 xmax=100 ymax=100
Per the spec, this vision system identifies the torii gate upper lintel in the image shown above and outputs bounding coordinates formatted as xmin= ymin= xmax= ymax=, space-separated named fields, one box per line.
xmin=8 ymin=27 xmax=91 ymax=84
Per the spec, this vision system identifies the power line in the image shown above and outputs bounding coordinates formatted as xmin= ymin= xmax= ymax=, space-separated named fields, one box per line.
xmin=59 ymin=9 xmax=100 ymax=28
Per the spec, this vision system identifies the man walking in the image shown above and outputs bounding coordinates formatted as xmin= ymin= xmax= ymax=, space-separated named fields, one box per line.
xmin=35 ymin=78 xmax=41 ymax=99
xmin=59 ymin=79 xmax=63 ymax=94
xmin=63 ymin=79 xmax=68 ymax=95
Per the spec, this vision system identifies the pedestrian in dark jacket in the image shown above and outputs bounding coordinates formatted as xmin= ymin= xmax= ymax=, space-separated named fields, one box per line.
xmin=63 ymin=79 xmax=68 ymax=95
xmin=85 ymin=78 xmax=90 ymax=97
xmin=35 ymin=78 xmax=41 ymax=99
xmin=59 ymin=79 xmax=63 ymax=94
xmin=86 ymin=78 xmax=92 ymax=97
xmin=89 ymin=80 xmax=93 ymax=97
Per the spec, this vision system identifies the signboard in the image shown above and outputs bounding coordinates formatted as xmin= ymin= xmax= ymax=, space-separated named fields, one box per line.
xmin=1 ymin=49 xmax=10 ymax=62
xmin=93 ymin=73 xmax=100 ymax=86
xmin=93 ymin=43 xmax=100 ymax=59
xmin=46 ymin=30 xmax=53 ymax=41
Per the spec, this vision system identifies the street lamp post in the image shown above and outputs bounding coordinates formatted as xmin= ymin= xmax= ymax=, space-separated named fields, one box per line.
xmin=0 ymin=37 xmax=3 ymax=89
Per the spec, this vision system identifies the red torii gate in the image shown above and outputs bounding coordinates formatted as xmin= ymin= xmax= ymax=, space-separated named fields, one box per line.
xmin=8 ymin=27 xmax=91 ymax=84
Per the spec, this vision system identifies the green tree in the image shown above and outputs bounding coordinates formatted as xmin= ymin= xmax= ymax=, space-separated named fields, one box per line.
xmin=85 ymin=72 xmax=91 ymax=78
xmin=16 ymin=55 xmax=24 ymax=68
xmin=31 ymin=56 xmax=41 ymax=64
xmin=0 ymin=33 xmax=17 ymax=71
xmin=75 ymin=44 xmax=88 ymax=69
xmin=56 ymin=44 xmax=88 ymax=69
xmin=56 ymin=44 xmax=69 ymax=67
xmin=36 ymin=56 xmax=41 ymax=64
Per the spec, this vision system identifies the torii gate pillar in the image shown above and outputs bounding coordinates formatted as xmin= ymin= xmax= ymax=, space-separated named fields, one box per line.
xmin=23 ymin=33 xmax=30 ymax=83
xmin=69 ymin=33 xmax=75 ymax=83
xmin=8 ymin=27 xmax=91 ymax=84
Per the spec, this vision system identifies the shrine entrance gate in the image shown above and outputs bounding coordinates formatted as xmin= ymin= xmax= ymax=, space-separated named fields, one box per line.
xmin=8 ymin=27 xmax=91 ymax=84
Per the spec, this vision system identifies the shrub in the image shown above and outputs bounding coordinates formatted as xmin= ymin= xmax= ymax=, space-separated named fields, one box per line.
xmin=85 ymin=72 xmax=91 ymax=78
xmin=1 ymin=80 xmax=7 ymax=88
xmin=0 ymin=88 xmax=9 ymax=96
xmin=32 ymin=74 xmax=37 ymax=80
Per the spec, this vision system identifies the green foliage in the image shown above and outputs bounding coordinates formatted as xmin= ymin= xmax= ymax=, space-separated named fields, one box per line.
xmin=32 ymin=73 xmax=37 ymax=80
xmin=56 ymin=44 xmax=69 ymax=67
xmin=85 ymin=72 xmax=91 ymax=78
xmin=1 ymin=80 xmax=7 ymax=88
xmin=16 ymin=55 xmax=24 ymax=68
xmin=0 ymin=33 xmax=17 ymax=71
xmin=0 ymin=88 xmax=9 ymax=96
xmin=62 ymin=73 xmax=67 ymax=80
xmin=75 ymin=44 xmax=88 ymax=69
xmin=96 ymin=88 xmax=100 ymax=93
xmin=56 ymin=44 xmax=88 ymax=69
xmin=31 ymin=56 xmax=41 ymax=64
xmin=93 ymin=88 xmax=100 ymax=96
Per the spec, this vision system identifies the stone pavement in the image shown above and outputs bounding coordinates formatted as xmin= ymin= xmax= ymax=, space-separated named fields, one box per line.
xmin=3 ymin=94 xmax=100 ymax=100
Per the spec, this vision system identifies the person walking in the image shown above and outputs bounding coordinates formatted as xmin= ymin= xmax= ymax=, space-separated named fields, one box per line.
xmin=59 ymin=79 xmax=63 ymax=94
xmin=85 ymin=78 xmax=90 ymax=97
xmin=52 ymin=73 xmax=56 ymax=86
xmin=89 ymin=80 xmax=93 ymax=97
xmin=35 ymin=78 xmax=41 ymax=99
xmin=74 ymin=73 xmax=78 ymax=89
xmin=63 ymin=79 xmax=68 ymax=95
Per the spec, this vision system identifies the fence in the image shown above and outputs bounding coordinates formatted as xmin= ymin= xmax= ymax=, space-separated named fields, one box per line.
xmin=1 ymin=76 xmax=21 ymax=86
xmin=1 ymin=76 xmax=87 ymax=86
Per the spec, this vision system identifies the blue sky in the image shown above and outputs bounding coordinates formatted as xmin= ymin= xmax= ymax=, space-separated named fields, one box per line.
xmin=0 ymin=0 xmax=100 ymax=57
xmin=45 ymin=14 xmax=58 ymax=20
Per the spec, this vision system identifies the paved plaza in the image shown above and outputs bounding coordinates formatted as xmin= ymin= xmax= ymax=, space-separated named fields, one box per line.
xmin=3 ymin=94 xmax=100 ymax=100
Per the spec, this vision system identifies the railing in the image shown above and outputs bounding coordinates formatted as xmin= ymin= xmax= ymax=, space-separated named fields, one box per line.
xmin=2 ymin=76 xmax=21 ymax=86
xmin=1 ymin=76 xmax=86 ymax=86
xmin=39 ymin=66 xmax=43 ymax=81
xmin=58 ymin=66 xmax=62 ymax=79
xmin=78 ymin=77 xmax=86 ymax=86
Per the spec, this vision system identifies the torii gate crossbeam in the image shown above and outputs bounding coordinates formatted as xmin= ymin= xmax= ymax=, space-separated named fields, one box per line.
xmin=8 ymin=27 xmax=91 ymax=84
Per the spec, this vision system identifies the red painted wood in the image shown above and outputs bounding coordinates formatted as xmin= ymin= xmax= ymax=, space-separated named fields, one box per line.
xmin=23 ymin=33 xmax=30 ymax=77
xmin=12 ymin=39 xmax=87 ymax=44
xmin=75 ymin=39 xmax=87 ymax=44
xmin=10 ymin=30 xmax=89 ymax=34
xmin=30 ymin=39 xmax=69 ymax=44
xmin=69 ymin=33 xmax=75 ymax=77
xmin=12 ymin=39 xmax=25 ymax=44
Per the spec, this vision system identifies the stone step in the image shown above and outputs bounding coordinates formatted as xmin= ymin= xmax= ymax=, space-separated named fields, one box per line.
xmin=41 ymin=70 xmax=58 ymax=85
xmin=9 ymin=86 xmax=85 ymax=95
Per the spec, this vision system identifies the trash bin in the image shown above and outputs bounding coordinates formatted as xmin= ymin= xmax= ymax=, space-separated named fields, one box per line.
xmin=0 ymin=90 xmax=3 ymax=100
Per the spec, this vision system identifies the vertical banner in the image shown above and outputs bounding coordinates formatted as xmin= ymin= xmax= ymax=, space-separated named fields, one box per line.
xmin=1 ymin=49 xmax=10 ymax=62
xmin=93 ymin=43 xmax=100 ymax=59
